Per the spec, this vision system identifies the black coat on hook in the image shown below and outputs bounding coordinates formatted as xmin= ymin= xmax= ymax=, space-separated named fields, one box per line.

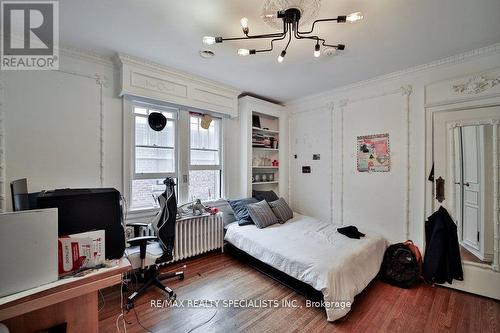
xmin=423 ymin=206 xmax=463 ymax=284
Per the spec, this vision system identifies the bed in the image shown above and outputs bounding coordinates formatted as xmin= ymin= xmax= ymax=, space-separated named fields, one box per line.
xmin=224 ymin=213 xmax=388 ymax=321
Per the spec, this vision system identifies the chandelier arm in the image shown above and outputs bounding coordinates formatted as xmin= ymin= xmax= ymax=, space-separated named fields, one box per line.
xmin=321 ymin=41 xmax=344 ymax=49
xmin=244 ymin=19 xmax=287 ymax=39
xmin=297 ymin=17 xmax=343 ymax=35
xmin=254 ymin=32 xmax=289 ymax=53
xmin=294 ymin=29 xmax=324 ymax=44
xmin=222 ymin=20 xmax=287 ymax=42
xmin=283 ymin=23 xmax=292 ymax=51
xmin=294 ymin=30 xmax=344 ymax=49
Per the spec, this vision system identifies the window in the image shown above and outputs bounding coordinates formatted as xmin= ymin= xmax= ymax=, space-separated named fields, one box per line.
xmin=130 ymin=104 xmax=177 ymax=210
xmin=126 ymin=101 xmax=223 ymax=211
xmin=188 ymin=115 xmax=222 ymax=201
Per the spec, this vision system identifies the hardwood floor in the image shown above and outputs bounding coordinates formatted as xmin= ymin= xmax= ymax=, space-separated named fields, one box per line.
xmin=99 ymin=252 xmax=500 ymax=333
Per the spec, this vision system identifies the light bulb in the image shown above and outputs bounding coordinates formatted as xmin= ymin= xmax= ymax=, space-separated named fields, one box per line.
xmin=202 ymin=36 xmax=216 ymax=45
xmin=240 ymin=17 xmax=249 ymax=29
xmin=238 ymin=48 xmax=250 ymax=56
xmin=314 ymin=44 xmax=321 ymax=58
xmin=277 ymin=50 xmax=286 ymax=63
xmin=346 ymin=12 xmax=363 ymax=23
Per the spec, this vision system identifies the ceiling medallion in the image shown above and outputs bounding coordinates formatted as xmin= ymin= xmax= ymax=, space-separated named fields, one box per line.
xmin=261 ymin=0 xmax=322 ymax=30
xmin=202 ymin=3 xmax=363 ymax=63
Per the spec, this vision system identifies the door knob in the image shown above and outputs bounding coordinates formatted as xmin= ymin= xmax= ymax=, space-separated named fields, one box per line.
xmin=464 ymin=182 xmax=470 ymax=187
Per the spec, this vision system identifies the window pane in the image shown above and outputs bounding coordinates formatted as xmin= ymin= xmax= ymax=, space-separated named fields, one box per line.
xmin=188 ymin=170 xmax=221 ymax=201
xmin=135 ymin=117 xmax=175 ymax=147
xmin=131 ymin=178 xmax=168 ymax=210
xmin=191 ymin=149 xmax=219 ymax=166
xmin=190 ymin=116 xmax=220 ymax=165
xmin=135 ymin=147 xmax=174 ymax=174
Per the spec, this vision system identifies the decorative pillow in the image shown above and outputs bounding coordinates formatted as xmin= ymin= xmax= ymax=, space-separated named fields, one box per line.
xmin=252 ymin=190 xmax=279 ymax=202
xmin=246 ymin=200 xmax=279 ymax=229
xmin=269 ymin=198 xmax=293 ymax=223
xmin=228 ymin=198 xmax=258 ymax=226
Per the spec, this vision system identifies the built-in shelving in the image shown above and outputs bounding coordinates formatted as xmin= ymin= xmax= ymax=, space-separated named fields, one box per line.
xmin=252 ymin=166 xmax=279 ymax=169
xmin=239 ymin=96 xmax=287 ymax=198
xmin=252 ymin=147 xmax=279 ymax=151
xmin=252 ymin=127 xmax=280 ymax=134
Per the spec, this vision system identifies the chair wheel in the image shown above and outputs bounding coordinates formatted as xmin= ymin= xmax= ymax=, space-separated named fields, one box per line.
xmin=125 ymin=302 xmax=134 ymax=311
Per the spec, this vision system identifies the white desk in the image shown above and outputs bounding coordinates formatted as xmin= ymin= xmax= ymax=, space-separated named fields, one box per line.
xmin=0 ymin=258 xmax=130 ymax=333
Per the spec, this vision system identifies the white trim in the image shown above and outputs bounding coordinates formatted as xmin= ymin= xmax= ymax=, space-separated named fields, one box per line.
xmin=0 ymin=73 xmax=5 ymax=212
xmin=493 ymin=124 xmax=499 ymax=271
xmin=425 ymin=84 xmax=500 ymax=272
xmin=287 ymin=43 xmax=500 ymax=108
xmin=116 ymin=54 xmax=240 ymax=118
xmin=328 ymin=101 xmax=334 ymax=223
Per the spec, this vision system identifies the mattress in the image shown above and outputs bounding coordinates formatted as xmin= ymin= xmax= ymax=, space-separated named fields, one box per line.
xmin=224 ymin=213 xmax=388 ymax=321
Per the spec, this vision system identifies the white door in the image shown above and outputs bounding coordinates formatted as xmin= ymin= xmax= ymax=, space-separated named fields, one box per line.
xmin=460 ymin=126 xmax=484 ymax=252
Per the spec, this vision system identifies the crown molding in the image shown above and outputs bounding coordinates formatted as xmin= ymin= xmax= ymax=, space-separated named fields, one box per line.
xmin=59 ymin=45 xmax=114 ymax=67
xmin=286 ymin=42 xmax=500 ymax=108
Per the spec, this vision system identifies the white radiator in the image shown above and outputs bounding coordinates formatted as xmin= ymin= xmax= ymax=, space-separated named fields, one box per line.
xmin=172 ymin=213 xmax=224 ymax=262
xmin=126 ymin=213 xmax=224 ymax=262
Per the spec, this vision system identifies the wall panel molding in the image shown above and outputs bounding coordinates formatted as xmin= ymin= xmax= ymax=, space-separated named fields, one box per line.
xmin=337 ymin=86 xmax=412 ymax=239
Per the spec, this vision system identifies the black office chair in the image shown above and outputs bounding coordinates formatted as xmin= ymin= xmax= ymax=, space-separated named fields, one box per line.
xmin=10 ymin=178 xmax=39 ymax=211
xmin=125 ymin=177 xmax=184 ymax=310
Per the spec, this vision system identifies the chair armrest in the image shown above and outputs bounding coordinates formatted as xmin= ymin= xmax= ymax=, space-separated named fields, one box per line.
xmin=127 ymin=235 xmax=157 ymax=247
xmin=126 ymin=222 xmax=150 ymax=227
xmin=126 ymin=222 xmax=151 ymax=238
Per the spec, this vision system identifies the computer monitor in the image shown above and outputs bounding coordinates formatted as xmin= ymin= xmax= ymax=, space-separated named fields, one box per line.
xmin=37 ymin=188 xmax=125 ymax=259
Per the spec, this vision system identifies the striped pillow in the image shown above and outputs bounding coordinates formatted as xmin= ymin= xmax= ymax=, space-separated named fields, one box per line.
xmin=269 ymin=198 xmax=293 ymax=223
xmin=246 ymin=200 xmax=279 ymax=229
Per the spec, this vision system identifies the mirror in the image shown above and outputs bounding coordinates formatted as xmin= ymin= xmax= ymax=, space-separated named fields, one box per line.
xmin=451 ymin=124 xmax=494 ymax=265
xmin=432 ymin=107 xmax=499 ymax=274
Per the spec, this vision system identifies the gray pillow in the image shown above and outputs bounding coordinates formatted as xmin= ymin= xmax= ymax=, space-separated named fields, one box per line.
xmin=228 ymin=198 xmax=258 ymax=226
xmin=252 ymin=190 xmax=279 ymax=202
xmin=269 ymin=198 xmax=293 ymax=223
xmin=247 ymin=200 xmax=279 ymax=229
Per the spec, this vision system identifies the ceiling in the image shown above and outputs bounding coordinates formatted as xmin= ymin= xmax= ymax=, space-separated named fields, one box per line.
xmin=59 ymin=0 xmax=500 ymax=103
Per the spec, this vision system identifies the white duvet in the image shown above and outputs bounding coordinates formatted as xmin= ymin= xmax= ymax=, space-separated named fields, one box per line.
xmin=224 ymin=213 xmax=388 ymax=321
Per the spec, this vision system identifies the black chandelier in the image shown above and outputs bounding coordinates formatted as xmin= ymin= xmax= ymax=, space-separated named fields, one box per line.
xmin=202 ymin=8 xmax=363 ymax=62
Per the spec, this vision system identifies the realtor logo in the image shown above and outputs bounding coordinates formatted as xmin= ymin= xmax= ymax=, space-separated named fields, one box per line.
xmin=1 ymin=0 xmax=59 ymax=70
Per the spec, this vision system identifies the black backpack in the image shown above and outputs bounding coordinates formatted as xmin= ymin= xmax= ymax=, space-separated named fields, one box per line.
xmin=379 ymin=242 xmax=421 ymax=288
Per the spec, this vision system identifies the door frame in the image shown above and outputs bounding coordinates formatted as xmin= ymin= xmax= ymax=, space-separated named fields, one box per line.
xmin=424 ymin=68 xmax=500 ymax=299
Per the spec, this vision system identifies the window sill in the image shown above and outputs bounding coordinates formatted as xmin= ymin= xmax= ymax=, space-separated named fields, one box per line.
xmin=125 ymin=198 xmax=227 ymax=222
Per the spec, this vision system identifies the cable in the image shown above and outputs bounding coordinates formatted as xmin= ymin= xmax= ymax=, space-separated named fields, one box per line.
xmin=187 ymin=310 xmax=218 ymax=333
xmin=98 ymin=289 xmax=105 ymax=312
xmin=115 ymin=274 xmax=127 ymax=333
xmin=133 ymin=307 xmax=153 ymax=333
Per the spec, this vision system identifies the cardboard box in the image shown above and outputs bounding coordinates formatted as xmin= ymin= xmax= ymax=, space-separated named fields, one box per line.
xmin=58 ymin=230 xmax=105 ymax=275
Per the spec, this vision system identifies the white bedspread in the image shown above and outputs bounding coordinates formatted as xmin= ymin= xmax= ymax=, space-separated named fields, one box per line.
xmin=224 ymin=213 xmax=388 ymax=321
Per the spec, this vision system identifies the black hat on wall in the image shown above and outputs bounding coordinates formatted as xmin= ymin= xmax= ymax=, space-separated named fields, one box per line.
xmin=148 ymin=112 xmax=167 ymax=131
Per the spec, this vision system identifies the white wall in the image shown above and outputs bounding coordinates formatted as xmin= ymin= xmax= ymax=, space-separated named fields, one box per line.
xmin=0 ymin=49 xmax=242 ymax=212
xmin=286 ymin=43 xmax=500 ymax=247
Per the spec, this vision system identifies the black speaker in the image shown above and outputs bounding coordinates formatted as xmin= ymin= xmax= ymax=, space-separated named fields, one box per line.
xmin=37 ymin=188 xmax=125 ymax=259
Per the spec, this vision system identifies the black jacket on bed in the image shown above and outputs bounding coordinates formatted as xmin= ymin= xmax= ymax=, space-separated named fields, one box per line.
xmin=423 ymin=206 xmax=463 ymax=284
